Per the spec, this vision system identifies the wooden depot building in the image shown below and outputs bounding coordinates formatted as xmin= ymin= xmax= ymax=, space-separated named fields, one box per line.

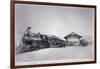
xmin=64 ymin=32 xmax=82 ymax=46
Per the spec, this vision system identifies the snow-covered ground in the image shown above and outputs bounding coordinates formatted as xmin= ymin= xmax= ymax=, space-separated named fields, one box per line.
xmin=15 ymin=44 xmax=94 ymax=65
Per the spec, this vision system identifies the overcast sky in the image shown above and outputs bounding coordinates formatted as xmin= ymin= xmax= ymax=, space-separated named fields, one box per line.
xmin=15 ymin=4 xmax=94 ymax=42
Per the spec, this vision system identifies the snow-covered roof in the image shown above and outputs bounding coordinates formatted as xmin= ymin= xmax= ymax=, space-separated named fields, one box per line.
xmin=64 ymin=32 xmax=82 ymax=39
xmin=48 ymin=35 xmax=64 ymax=41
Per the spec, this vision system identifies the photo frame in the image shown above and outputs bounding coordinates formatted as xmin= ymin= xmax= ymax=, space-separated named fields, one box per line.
xmin=10 ymin=0 xmax=96 ymax=69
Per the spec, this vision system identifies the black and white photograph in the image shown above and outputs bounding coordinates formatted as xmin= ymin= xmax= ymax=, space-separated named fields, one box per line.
xmin=10 ymin=1 xmax=96 ymax=68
